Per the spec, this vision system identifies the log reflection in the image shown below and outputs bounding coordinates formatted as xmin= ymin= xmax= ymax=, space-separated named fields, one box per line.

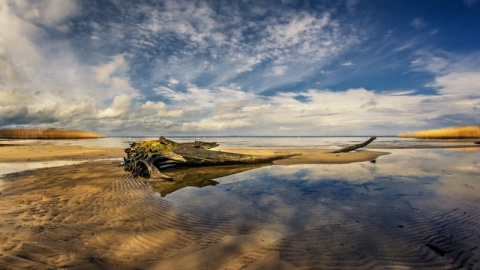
xmin=149 ymin=163 xmax=269 ymax=197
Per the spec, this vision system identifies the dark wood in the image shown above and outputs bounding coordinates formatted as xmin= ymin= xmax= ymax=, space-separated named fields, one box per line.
xmin=332 ymin=136 xmax=377 ymax=153
xmin=122 ymin=137 xmax=296 ymax=179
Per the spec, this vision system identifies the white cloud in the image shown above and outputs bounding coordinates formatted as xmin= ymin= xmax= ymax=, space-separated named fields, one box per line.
xmin=429 ymin=72 xmax=480 ymax=96
xmin=97 ymin=94 xmax=131 ymax=118
xmin=179 ymin=118 xmax=252 ymax=131
xmin=143 ymin=2 xmax=359 ymax=91
xmin=141 ymin=101 xmax=184 ymax=118
xmin=270 ymin=65 xmax=288 ymax=76
xmin=267 ymin=13 xmax=330 ymax=46
xmin=141 ymin=81 xmax=478 ymax=134
xmin=11 ymin=0 xmax=79 ymax=27
xmin=0 ymin=0 xmax=141 ymax=130
xmin=383 ymin=90 xmax=417 ymax=96
xmin=93 ymin=55 xmax=125 ymax=83
xmin=411 ymin=56 xmax=448 ymax=74
xmin=168 ymin=78 xmax=179 ymax=85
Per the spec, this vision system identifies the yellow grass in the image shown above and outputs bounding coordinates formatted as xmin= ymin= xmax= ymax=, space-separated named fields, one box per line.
xmin=398 ymin=126 xmax=480 ymax=139
xmin=0 ymin=128 xmax=105 ymax=140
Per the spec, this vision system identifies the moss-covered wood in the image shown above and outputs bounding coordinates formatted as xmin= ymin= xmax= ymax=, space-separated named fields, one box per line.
xmin=122 ymin=137 xmax=295 ymax=179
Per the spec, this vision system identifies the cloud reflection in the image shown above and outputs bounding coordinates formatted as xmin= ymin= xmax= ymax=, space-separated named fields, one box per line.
xmin=159 ymin=149 xmax=480 ymax=268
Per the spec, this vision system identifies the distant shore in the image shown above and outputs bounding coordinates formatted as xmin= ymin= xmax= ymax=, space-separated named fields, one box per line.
xmin=0 ymin=128 xmax=105 ymax=140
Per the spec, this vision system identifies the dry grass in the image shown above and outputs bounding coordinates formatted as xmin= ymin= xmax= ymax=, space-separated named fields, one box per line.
xmin=398 ymin=126 xmax=480 ymax=139
xmin=0 ymin=128 xmax=105 ymax=140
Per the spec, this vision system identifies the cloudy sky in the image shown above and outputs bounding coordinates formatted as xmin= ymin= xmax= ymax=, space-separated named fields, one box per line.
xmin=1 ymin=0 xmax=479 ymax=136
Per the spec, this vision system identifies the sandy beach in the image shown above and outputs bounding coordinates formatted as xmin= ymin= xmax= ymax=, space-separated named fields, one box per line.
xmin=0 ymin=143 xmax=125 ymax=162
xmin=0 ymin=142 xmax=389 ymax=269
xmin=1 ymin=142 xmax=479 ymax=269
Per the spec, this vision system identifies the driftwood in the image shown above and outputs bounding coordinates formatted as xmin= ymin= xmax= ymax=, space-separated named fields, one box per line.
xmin=122 ymin=136 xmax=295 ymax=179
xmin=332 ymin=136 xmax=377 ymax=153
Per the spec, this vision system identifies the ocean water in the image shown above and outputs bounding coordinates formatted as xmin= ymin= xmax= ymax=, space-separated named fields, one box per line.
xmin=27 ymin=135 xmax=474 ymax=149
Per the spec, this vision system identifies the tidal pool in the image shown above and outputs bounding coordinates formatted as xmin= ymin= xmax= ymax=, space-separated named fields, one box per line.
xmin=152 ymin=148 xmax=480 ymax=269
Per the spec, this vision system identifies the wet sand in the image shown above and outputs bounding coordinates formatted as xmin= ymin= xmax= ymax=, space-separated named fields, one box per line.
xmin=0 ymin=143 xmax=124 ymax=162
xmin=1 ymin=143 xmax=478 ymax=269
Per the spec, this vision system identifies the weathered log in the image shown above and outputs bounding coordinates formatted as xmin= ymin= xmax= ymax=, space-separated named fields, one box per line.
xmin=332 ymin=136 xmax=377 ymax=153
xmin=122 ymin=136 xmax=296 ymax=179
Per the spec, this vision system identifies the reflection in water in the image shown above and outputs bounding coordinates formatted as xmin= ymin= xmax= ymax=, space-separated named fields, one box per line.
xmin=156 ymin=149 xmax=480 ymax=268
xmin=149 ymin=163 xmax=269 ymax=197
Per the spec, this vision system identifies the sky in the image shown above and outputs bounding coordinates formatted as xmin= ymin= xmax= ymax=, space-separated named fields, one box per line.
xmin=0 ymin=0 xmax=479 ymax=136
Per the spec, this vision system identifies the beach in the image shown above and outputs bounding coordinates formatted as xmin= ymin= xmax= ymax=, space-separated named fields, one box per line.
xmin=1 ymin=141 xmax=480 ymax=269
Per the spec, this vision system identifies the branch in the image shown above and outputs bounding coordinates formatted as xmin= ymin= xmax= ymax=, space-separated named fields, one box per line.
xmin=332 ymin=136 xmax=377 ymax=153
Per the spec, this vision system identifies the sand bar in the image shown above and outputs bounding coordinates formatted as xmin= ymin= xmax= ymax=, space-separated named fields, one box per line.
xmin=0 ymin=143 xmax=125 ymax=162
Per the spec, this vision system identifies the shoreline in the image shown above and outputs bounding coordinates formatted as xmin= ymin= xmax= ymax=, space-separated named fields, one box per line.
xmin=1 ymin=141 xmax=479 ymax=164
xmin=0 ymin=144 xmax=390 ymax=165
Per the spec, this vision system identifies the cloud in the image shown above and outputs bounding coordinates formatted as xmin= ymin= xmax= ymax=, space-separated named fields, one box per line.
xmin=346 ymin=0 xmax=360 ymax=12
xmin=0 ymin=106 xmax=29 ymax=125
xmin=137 ymin=78 xmax=478 ymax=135
xmin=92 ymin=54 xmax=136 ymax=94
xmin=11 ymin=0 xmax=79 ymax=27
xmin=410 ymin=17 xmax=427 ymax=29
xmin=141 ymin=101 xmax=184 ymax=118
xmin=0 ymin=0 xmax=140 ymax=130
xmin=1 ymin=0 xmax=478 ymax=135
xmin=93 ymin=55 xmax=126 ymax=84
xmin=178 ymin=118 xmax=252 ymax=131
xmin=463 ymin=0 xmax=478 ymax=6
xmin=97 ymin=94 xmax=131 ymax=118
xmin=140 ymin=1 xmax=360 ymax=91
xmin=429 ymin=72 xmax=480 ymax=96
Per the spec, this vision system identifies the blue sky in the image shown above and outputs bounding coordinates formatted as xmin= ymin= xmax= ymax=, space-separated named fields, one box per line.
xmin=1 ymin=0 xmax=479 ymax=136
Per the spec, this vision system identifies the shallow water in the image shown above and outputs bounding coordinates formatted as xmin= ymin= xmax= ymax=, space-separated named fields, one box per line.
xmin=0 ymin=160 xmax=89 ymax=178
xmin=2 ymin=138 xmax=479 ymax=268
xmin=154 ymin=148 xmax=480 ymax=268
xmin=22 ymin=136 xmax=476 ymax=149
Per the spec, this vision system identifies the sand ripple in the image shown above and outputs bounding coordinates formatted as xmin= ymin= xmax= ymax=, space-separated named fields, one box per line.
xmin=1 ymin=160 xmax=480 ymax=269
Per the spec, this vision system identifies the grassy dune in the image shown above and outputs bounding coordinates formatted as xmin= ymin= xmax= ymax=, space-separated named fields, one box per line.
xmin=0 ymin=128 xmax=105 ymax=140
xmin=398 ymin=126 xmax=480 ymax=139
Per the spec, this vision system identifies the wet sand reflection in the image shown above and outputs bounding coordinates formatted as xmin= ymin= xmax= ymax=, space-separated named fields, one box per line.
xmin=159 ymin=148 xmax=480 ymax=269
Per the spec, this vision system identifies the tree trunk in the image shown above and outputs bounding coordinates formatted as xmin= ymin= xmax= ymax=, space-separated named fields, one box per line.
xmin=332 ymin=136 xmax=377 ymax=153
xmin=122 ymin=137 xmax=296 ymax=179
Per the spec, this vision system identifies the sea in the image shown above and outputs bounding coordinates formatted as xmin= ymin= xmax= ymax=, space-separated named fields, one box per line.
xmin=22 ymin=135 xmax=473 ymax=149
xmin=1 ymin=136 xmax=480 ymax=268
